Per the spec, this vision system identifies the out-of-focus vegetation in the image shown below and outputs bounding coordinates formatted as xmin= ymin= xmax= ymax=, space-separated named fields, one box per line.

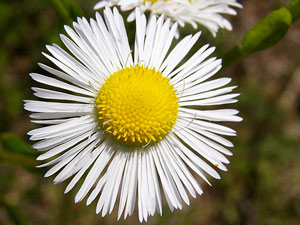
xmin=0 ymin=0 xmax=300 ymax=224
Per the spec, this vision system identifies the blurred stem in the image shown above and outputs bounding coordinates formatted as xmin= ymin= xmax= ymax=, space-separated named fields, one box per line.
xmin=222 ymin=46 xmax=247 ymax=70
xmin=49 ymin=0 xmax=73 ymax=25
xmin=64 ymin=0 xmax=83 ymax=18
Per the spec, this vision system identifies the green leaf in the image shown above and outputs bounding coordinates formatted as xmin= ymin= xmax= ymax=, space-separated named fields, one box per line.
xmin=221 ymin=46 xmax=244 ymax=69
xmin=63 ymin=0 xmax=83 ymax=19
xmin=49 ymin=0 xmax=83 ymax=25
xmin=289 ymin=0 xmax=300 ymax=22
xmin=49 ymin=0 xmax=73 ymax=25
xmin=0 ymin=133 xmax=40 ymax=173
xmin=0 ymin=133 xmax=37 ymax=157
xmin=241 ymin=7 xmax=292 ymax=54
xmin=0 ymin=151 xmax=38 ymax=172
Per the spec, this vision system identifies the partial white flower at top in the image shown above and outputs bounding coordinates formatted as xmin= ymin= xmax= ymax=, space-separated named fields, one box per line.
xmin=94 ymin=0 xmax=242 ymax=36
xmin=25 ymin=7 xmax=242 ymax=222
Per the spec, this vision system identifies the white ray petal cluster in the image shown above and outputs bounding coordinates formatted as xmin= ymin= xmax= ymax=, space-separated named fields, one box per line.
xmin=94 ymin=0 xmax=242 ymax=36
xmin=26 ymin=7 xmax=241 ymax=222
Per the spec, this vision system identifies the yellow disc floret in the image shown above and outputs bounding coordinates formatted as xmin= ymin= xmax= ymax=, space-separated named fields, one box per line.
xmin=96 ymin=65 xmax=179 ymax=146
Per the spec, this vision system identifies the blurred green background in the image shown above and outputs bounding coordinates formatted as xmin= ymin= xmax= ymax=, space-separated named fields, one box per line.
xmin=0 ymin=0 xmax=300 ymax=224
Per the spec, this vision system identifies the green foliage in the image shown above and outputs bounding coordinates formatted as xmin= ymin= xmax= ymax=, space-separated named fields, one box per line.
xmin=49 ymin=0 xmax=83 ymax=25
xmin=223 ymin=7 xmax=295 ymax=68
xmin=242 ymin=8 xmax=292 ymax=54
xmin=0 ymin=133 xmax=37 ymax=157
xmin=289 ymin=0 xmax=300 ymax=22
xmin=0 ymin=133 xmax=39 ymax=172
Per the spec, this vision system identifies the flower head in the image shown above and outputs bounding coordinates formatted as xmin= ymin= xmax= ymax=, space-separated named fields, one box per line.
xmin=25 ymin=7 xmax=241 ymax=222
xmin=94 ymin=0 xmax=242 ymax=36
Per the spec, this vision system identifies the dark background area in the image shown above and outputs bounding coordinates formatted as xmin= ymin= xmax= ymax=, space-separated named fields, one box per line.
xmin=0 ymin=0 xmax=300 ymax=224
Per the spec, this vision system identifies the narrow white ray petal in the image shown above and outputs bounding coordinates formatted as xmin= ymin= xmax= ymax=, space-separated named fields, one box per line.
xmin=124 ymin=151 xmax=138 ymax=219
xmin=168 ymin=133 xmax=218 ymax=183
xmin=30 ymin=119 xmax=94 ymax=141
xmin=179 ymin=86 xmax=237 ymax=102
xmin=137 ymin=151 xmax=144 ymax=222
xmin=38 ymin=63 xmax=92 ymax=90
xmin=147 ymin=14 xmax=165 ymax=69
xmin=95 ymin=12 xmax=123 ymax=71
xmin=96 ymin=150 xmax=120 ymax=214
xmin=134 ymin=8 xmax=146 ymax=65
xmin=30 ymin=118 xmax=94 ymax=140
xmin=108 ymin=152 xmax=128 ymax=214
xmin=177 ymin=119 xmax=235 ymax=150
xmin=37 ymin=133 xmax=99 ymax=168
xmin=36 ymin=129 xmax=94 ymax=160
xmin=177 ymin=117 xmax=237 ymax=136
xmin=143 ymin=15 xmax=157 ymax=66
xmin=29 ymin=112 xmax=89 ymax=120
xmin=184 ymin=128 xmax=230 ymax=164
xmin=71 ymin=21 xmax=111 ymax=79
xmin=32 ymin=87 xmax=93 ymax=103
xmin=87 ymin=174 xmax=107 ymax=206
xmin=161 ymin=140 xmax=196 ymax=199
xmin=179 ymin=108 xmax=242 ymax=122
xmin=149 ymin=18 xmax=171 ymax=69
xmin=76 ymin=17 xmax=113 ymax=79
xmin=24 ymin=100 xmax=94 ymax=113
xmin=176 ymin=129 xmax=227 ymax=171
xmin=59 ymin=33 xmax=109 ymax=81
xmin=144 ymin=153 xmax=156 ymax=216
xmin=75 ymin=145 xmax=114 ymax=203
xmin=33 ymin=123 xmax=93 ymax=151
xmin=46 ymin=44 xmax=99 ymax=84
xmin=103 ymin=7 xmax=132 ymax=68
xmin=64 ymin=22 xmax=117 ymax=77
xmin=28 ymin=115 xmax=92 ymax=137
xmin=151 ymin=148 xmax=181 ymax=210
xmin=31 ymin=118 xmax=73 ymax=125
xmin=164 ymin=138 xmax=199 ymax=198
xmin=49 ymin=135 xmax=101 ymax=185
xmin=65 ymin=142 xmax=107 ymax=194
xmin=52 ymin=135 xmax=100 ymax=184
xmin=146 ymin=151 xmax=162 ymax=215
xmin=173 ymin=59 xmax=222 ymax=89
xmin=138 ymin=151 xmax=149 ymax=222
xmin=161 ymin=32 xmax=201 ymax=78
xmin=177 ymin=77 xmax=231 ymax=97
xmin=168 ymin=44 xmax=213 ymax=81
xmin=157 ymin=142 xmax=190 ymax=205
xmin=29 ymin=73 xmax=94 ymax=97
xmin=179 ymin=93 xmax=239 ymax=106
xmin=154 ymin=21 xmax=178 ymax=69
xmin=42 ymin=50 xmax=96 ymax=86
xmin=180 ymin=120 xmax=235 ymax=150
xmin=44 ymin=153 xmax=77 ymax=178
xmin=117 ymin=152 xmax=134 ymax=220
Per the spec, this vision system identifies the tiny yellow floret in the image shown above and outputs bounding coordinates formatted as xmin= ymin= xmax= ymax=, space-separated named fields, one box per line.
xmin=96 ymin=65 xmax=179 ymax=146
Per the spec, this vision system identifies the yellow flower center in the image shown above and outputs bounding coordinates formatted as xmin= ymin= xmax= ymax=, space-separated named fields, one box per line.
xmin=96 ymin=65 xmax=179 ymax=146
xmin=148 ymin=0 xmax=160 ymax=4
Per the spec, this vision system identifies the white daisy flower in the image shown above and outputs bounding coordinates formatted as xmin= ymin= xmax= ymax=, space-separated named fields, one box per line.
xmin=25 ymin=7 xmax=241 ymax=222
xmin=94 ymin=0 xmax=242 ymax=36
